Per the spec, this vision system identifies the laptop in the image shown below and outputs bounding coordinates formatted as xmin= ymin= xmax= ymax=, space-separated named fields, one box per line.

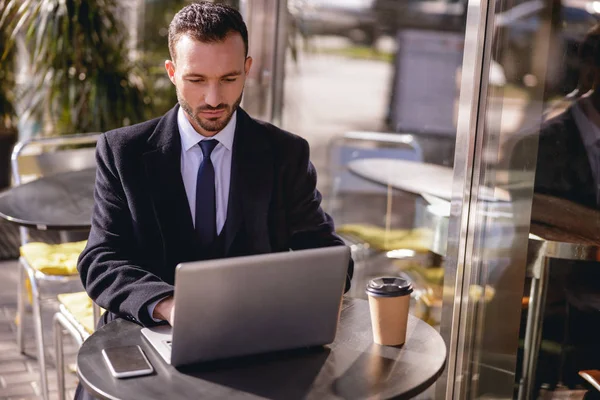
xmin=141 ymin=246 xmax=350 ymax=366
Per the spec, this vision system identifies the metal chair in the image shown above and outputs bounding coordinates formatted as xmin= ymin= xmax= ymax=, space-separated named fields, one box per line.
xmin=327 ymin=131 xmax=423 ymax=210
xmin=12 ymin=133 xmax=101 ymax=400
xmin=53 ymin=292 xmax=101 ymax=400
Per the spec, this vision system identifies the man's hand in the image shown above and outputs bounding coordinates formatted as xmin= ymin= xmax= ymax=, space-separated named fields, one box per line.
xmin=153 ymin=296 xmax=175 ymax=326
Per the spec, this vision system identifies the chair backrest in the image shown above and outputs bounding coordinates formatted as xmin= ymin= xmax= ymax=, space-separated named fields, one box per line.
xmin=328 ymin=131 xmax=423 ymax=197
xmin=11 ymin=133 xmax=102 ymax=244
xmin=326 ymin=131 xmax=424 ymax=226
xmin=11 ymin=133 xmax=101 ymax=185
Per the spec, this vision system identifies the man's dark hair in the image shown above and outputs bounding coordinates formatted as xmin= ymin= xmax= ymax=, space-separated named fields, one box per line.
xmin=168 ymin=1 xmax=249 ymax=61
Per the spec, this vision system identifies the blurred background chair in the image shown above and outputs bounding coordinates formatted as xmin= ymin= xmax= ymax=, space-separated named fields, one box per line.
xmin=327 ymin=131 xmax=423 ymax=219
xmin=326 ymin=131 xmax=440 ymax=306
xmin=11 ymin=133 xmax=100 ymax=400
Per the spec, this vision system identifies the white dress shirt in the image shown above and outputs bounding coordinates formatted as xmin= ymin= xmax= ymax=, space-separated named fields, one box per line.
xmin=178 ymin=106 xmax=236 ymax=232
xmin=147 ymin=107 xmax=236 ymax=321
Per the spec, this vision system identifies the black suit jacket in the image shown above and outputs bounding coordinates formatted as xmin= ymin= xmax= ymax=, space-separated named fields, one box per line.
xmin=511 ymin=107 xmax=600 ymax=315
xmin=511 ymin=107 xmax=596 ymax=208
xmin=78 ymin=105 xmax=353 ymax=327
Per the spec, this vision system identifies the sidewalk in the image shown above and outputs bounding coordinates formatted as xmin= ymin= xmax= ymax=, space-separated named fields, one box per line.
xmin=0 ymin=260 xmax=81 ymax=400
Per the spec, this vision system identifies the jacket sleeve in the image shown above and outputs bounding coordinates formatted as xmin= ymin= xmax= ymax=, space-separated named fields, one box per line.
xmin=285 ymin=138 xmax=354 ymax=292
xmin=77 ymin=134 xmax=174 ymax=326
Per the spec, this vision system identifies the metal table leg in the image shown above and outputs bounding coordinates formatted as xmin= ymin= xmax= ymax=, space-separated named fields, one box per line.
xmin=518 ymin=252 xmax=550 ymax=400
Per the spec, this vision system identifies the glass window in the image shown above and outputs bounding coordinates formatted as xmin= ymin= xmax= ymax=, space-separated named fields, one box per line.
xmin=282 ymin=0 xmax=466 ymax=354
xmin=449 ymin=0 xmax=600 ymax=397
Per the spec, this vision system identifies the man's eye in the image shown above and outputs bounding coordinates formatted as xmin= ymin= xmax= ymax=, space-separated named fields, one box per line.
xmin=223 ymin=78 xmax=237 ymax=82
xmin=187 ymin=79 xmax=202 ymax=83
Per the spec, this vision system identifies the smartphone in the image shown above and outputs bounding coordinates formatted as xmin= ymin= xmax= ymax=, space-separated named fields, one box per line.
xmin=102 ymin=345 xmax=154 ymax=379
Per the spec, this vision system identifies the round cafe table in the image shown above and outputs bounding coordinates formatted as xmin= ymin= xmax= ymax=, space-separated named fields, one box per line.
xmin=0 ymin=168 xmax=96 ymax=230
xmin=77 ymin=298 xmax=447 ymax=400
xmin=347 ymin=158 xmax=510 ymax=202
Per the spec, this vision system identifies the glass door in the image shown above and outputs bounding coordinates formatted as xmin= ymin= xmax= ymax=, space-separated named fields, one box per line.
xmin=443 ymin=0 xmax=600 ymax=398
xmin=274 ymin=0 xmax=471 ymax=397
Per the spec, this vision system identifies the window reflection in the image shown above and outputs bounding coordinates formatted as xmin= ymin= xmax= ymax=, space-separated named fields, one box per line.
xmin=283 ymin=0 xmax=465 ymax=340
xmin=489 ymin=0 xmax=600 ymax=397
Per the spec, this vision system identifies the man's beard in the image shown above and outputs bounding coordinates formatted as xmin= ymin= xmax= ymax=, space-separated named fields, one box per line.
xmin=177 ymin=90 xmax=243 ymax=134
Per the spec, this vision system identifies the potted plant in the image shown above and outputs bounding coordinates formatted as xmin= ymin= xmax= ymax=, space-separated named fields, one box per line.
xmin=0 ymin=0 xmax=19 ymax=190
xmin=1 ymin=0 xmax=149 ymax=135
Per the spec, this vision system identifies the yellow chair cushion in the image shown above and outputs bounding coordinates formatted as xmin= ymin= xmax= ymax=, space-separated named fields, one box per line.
xmin=20 ymin=240 xmax=87 ymax=275
xmin=337 ymin=224 xmax=433 ymax=252
xmin=57 ymin=291 xmax=103 ymax=334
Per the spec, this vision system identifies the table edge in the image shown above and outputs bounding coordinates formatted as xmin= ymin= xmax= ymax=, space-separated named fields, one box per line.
xmin=528 ymin=233 xmax=600 ymax=261
xmin=78 ymin=303 xmax=448 ymax=400
xmin=77 ymin=362 xmax=121 ymax=400
xmin=0 ymin=211 xmax=92 ymax=230
xmin=392 ymin=357 xmax=446 ymax=400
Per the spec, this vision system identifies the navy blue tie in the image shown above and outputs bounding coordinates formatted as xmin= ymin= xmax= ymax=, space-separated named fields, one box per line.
xmin=195 ymin=139 xmax=219 ymax=246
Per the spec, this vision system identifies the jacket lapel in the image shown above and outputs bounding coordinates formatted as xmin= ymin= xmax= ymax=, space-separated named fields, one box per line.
xmin=224 ymin=109 xmax=274 ymax=255
xmin=142 ymin=105 xmax=274 ymax=260
xmin=564 ymin=108 xmax=596 ymax=207
xmin=143 ymin=105 xmax=198 ymax=263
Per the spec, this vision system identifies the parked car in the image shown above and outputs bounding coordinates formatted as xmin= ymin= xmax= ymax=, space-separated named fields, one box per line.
xmin=372 ymin=0 xmax=468 ymax=35
xmin=288 ymin=0 xmax=378 ymax=46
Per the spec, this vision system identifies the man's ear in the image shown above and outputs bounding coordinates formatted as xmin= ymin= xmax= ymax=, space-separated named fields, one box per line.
xmin=244 ymin=56 xmax=253 ymax=76
xmin=165 ymin=60 xmax=176 ymax=85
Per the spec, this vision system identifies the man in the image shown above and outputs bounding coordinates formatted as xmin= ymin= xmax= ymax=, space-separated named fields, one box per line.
xmin=77 ymin=0 xmax=351 ymax=362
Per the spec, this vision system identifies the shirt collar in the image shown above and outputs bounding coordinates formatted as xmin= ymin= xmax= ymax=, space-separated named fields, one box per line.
xmin=177 ymin=106 xmax=236 ymax=152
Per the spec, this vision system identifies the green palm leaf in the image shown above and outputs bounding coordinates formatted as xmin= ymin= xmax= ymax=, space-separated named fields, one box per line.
xmin=1 ymin=0 xmax=150 ymax=135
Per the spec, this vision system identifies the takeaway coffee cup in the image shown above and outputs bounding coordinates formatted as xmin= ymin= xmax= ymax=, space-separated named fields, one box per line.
xmin=366 ymin=277 xmax=413 ymax=346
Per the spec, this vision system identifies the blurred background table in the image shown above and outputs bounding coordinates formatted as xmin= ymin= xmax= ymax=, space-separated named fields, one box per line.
xmin=0 ymin=168 xmax=96 ymax=230
xmin=347 ymin=158 xmax=510 ymax=202
xmin=78 ymin=298 xmax=447 ymax=400
xmin=519 ymin=194 xmax=600 ymax=400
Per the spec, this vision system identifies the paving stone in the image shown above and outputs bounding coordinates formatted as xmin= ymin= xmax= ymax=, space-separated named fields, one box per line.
xmin=7 ymin=396 xmax=44 ymax=400
xmin=0 ymin=312 xmax=12 ymax=324
xmin=0 ymin=382 xmax=35 ymax=397
xmin=0 ymin=341 xmax=25 ymax=352
xmin=48 ymin=391 xmax=62 ymax=400
xmin=0 ymin=371 xmax=43 ymax=385
xmin=0 ymin=322 xmax=14 ymax=333
xmin=0 ymin=296 xmax=17 ymax=308
xmin=0 ymin=347 xmax=28 ymax=362
xmin=0 ymin=361 xmax=27 ymax=374
xmin=9 ymin=396 xmax=45 ymax=400
xmin=25 ymin=361 xmax=56 ymax=375
xmin=46 ymin=374 xmax=78 ymax=392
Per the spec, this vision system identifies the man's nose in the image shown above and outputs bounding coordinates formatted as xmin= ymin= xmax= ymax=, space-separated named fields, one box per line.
xmin=205 ymin=83 xmax=222 ymax=107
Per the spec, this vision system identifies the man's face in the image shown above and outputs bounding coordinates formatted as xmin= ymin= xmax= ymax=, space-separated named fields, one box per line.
xmin=165 ymin=33 xmax=252 ymax=136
